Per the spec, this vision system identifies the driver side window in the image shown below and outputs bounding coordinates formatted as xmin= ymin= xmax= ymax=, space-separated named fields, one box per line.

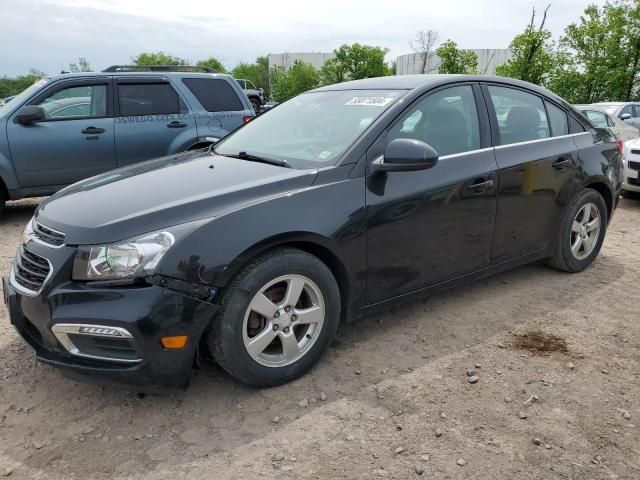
xmin=388 ymin=85 xmax=481 ymax=157
xmin=38 ymin=84 xmax=107 ymax=120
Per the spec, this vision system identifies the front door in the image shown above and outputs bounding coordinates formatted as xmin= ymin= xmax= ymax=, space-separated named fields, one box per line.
xmin=7 ymin=78 xmax=115 ymax=188
xmin=114 ymin=78 xmax=197 ymax=167
xmin=483 ymin=84 xmax=580 ymax=262
xmin=365 ymin=84 xmax=498 ymax=304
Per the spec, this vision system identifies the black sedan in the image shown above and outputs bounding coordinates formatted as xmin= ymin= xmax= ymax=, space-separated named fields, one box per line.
xmin=3 ymin=75 xmax=623 ymax=390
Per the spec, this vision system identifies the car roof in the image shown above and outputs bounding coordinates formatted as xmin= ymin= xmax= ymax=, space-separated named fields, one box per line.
xmin=48 ymin=71 xmax=234 ymax=81
xmin=574 ymin=105 xmax=611 ymax=113
xmin=311 ymin=74 xmax=566 ymax=100
xmin=594 ymin=102 xmax=626 ymax=106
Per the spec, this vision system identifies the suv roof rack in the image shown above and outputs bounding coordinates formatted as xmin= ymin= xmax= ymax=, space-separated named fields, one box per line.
xmin=102 ymin=65 xmax=217 ymax=73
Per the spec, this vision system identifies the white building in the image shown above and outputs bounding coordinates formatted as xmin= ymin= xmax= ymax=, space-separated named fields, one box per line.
xmin=268 ymin=52 xmax=334 ymax=71
xmin=396 ymin=49 xmax=513 ymax=76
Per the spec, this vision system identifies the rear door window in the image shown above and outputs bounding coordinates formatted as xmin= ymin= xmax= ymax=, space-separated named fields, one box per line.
xmin=487 ymin=86 xmax=550 ymax=145
xmin=183 ymin=78 xmax=244 ymax=112
xmin=118 ymin=83 xmax=182 ymax=115
xmin=545 ymin=101 xmax=568 ymax=136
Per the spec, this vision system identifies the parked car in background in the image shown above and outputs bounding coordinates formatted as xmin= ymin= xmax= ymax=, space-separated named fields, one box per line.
xmin=593 ymin=101 xmax=640 ymax=129
xmin=3 ymin=75 xmax=622 ymax=391
xmin=621 ymin=137 xmax=640 ymax=198
xmin=235 ymin=78 xmax=265 ymax=113
xmin=576 ymin=104 xmax=640 ymax=142
xmin=0 ymin=65 xmax=255 ymax=215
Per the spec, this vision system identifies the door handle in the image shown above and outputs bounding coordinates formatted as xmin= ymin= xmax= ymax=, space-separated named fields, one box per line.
xmin=553 ymin=157 xmax=574 ymax=170
xmin=466 ymin=178 xmax=494 ymax=193
xmin=81 ymin=127 xmax=105 ymax=134
xmin=167 ymin=121 xmax=187 ymax=129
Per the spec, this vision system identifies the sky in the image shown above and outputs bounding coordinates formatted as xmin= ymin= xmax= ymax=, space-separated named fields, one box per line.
xmin=0 ymin=0 xmax=608 ymax=77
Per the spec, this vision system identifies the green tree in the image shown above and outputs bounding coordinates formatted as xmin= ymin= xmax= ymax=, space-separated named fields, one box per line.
xmin=232 ymin=56 xmax=270 ymax=97
xmin=0 ymin=70 xmax=46 ymax=98
xmin=436 ymin=40 xmax=478 ymax=74
xmin=495 ymin=6 xmax=556 ymax=85
xmin=132 ymin=52 xmax=189 ymax=66
xmin=550 ymin=1 xmax=640 ymax=103
xmin=196 ymin=57 xmax=227 ymax=73
xmin=269 ymin=60 xmax=320 ymax=102
xmin=69 ymin=57 xmax=92 ymax=73
xmin=321 ymin=43 xmax=390 ymax=85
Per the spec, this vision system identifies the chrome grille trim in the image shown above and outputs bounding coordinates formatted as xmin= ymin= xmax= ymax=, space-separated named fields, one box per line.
xmin=31 ymin=221 xmax=65 ymax=248
xmin=9 ymin=246 xmax=53 ymax=296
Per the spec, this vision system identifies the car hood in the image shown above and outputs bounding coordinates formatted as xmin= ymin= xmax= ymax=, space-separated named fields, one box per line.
xmin=36 ymin=151 xmax=318 ymax=245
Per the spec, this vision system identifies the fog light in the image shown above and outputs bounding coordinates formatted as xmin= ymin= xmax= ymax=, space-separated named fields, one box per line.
xmin=161 ymin=335 xmax=188 ymax=349
xmin=79 ymin=326 xmax=125 ymax=336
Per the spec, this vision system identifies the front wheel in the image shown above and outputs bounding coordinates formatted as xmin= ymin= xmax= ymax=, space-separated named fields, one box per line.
xmin=208 ymin=248 xmax=340 ymax=387
xmin=546 ymin=188 xmax=607 ymax=273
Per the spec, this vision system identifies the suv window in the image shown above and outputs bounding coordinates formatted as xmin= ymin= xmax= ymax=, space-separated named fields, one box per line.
xmin=182 ymin=78 xmax=244 ymax=112
xmin=488 ymin=86 xmax=550 ymax=145
xmin=118 ymin=83 xmax=182 ymax=116
xmin=545 ymin=101 xmax=568 ymax=136
xmin=38 ymin=84 xmax=107 ymax=120
xmin=388 ymin=85 xmax=481 ymax=156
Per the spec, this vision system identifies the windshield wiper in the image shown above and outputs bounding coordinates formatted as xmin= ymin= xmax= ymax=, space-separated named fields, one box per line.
xmin=217 ymin=150 xmax=290 ymax=168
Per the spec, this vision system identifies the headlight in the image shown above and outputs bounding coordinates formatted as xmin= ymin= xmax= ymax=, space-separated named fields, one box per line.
xmin=72 ymin=220 xmax=207 ymax=281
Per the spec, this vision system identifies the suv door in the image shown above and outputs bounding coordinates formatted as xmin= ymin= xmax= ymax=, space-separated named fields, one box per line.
xmin=365 ymin=84 xmax=498 ymax=304
xmin=7 ymin=78 xmax=115 ymax=188
xmin=114 ymin=78 xmax=197 ymax=167
xmin=483 ymin=84 xmax=580 ymax=262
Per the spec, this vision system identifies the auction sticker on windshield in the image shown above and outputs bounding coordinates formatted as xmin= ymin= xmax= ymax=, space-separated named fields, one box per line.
xmin=345 ymin=96 xmax=395 ymax=107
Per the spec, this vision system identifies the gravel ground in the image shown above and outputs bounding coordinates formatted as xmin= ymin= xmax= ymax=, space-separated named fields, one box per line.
xmin=0 ymin=197 xmax=639 ymax=479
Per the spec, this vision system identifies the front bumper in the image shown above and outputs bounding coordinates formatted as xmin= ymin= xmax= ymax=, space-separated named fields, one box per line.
xmin=622 ymin=159 xmax=640 ymax=192
xmin=4 ymin=266 xmax=218 ymax=392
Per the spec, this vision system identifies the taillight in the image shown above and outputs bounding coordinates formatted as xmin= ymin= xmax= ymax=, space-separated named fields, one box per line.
xmin=243 ymin=116 xmax=253 ymax=124
xmin=616 ymin=138 xmax=623 ymax=155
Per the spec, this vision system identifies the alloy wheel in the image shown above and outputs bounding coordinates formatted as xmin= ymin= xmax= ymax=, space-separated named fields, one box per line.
xmin=570 ymin=202 xmax=601 ymax=260
xmin=242 ymin=274 xmax=325 ymax=367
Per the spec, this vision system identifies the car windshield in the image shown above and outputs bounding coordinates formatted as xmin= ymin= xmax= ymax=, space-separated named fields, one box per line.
xmin=0 ymin=78 xmax=49 ymax=116
xmin=214 ymin=89 xmax=406 ymax=168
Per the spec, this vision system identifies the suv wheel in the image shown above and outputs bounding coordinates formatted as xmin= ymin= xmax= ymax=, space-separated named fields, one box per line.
xmin=208 ymin=248 xmax=340 ymax=387
xmin=250 ymin=97 xmax=261 ymax=113
xmin=546 ymin=188 xmax=607 ymax=273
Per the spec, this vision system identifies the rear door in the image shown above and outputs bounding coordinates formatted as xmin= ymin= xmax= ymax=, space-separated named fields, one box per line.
xmin=114 ymin=77 xmax=197 ymax=167
xmin=483 ymin=84 xmax=580 ymax=262
xmin=7 ymin=78 xmax=115 ymax=188
xmin=180 ymin=77 xmax=248 ymax=139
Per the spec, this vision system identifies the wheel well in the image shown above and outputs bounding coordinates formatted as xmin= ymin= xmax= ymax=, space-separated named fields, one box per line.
xmin=227 ymin=241 xmax=353 ymax=324
xmin=585 ymin=182 xmax=612 ymax=220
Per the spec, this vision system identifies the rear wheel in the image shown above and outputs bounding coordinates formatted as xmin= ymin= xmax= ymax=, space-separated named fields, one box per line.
xmin=208 ymin=248 xmax=340 ymax=387
xmin=250 ymin=97 xmax=261 ymax=114
xmin=546 ymin=188 xmax=607 ymax=273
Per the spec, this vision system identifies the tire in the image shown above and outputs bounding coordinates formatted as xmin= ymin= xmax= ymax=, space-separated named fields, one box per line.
xmin=0 ymin=188 xmax=6 ymax=217
xmin=208 ymin=247 xmax=341 ymax=387
xmin=546 ymin=188 xmax=607 ymax=273
xmin=250 ymin=98 xmax=261 ymax=114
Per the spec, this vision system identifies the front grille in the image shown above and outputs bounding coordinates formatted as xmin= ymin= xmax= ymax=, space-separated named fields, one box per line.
xmin=628 ymin=177 xmax=640 ymax=186
xmin=631 ymin=149 xmax=640 ymax=155
xmin=628 ymin=160 xmax=640 ymax=171
xmin=32 ymin=221 xmax=65 ymax=247
xmin=12 ymin=247 xmax=51 ymax=294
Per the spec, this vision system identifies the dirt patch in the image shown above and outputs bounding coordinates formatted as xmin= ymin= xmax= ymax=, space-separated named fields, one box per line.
xmin=512 ymin=329 xmax=568 ymax=355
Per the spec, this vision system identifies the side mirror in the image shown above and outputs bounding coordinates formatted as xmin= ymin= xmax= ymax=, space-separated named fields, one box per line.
xmin=372 ymin=138 xmax=439 ymax=173
xmin=14 ymin=105 xmax=45 ymax=125
xmin=620 ymin=113 xmax=632 ymax=121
